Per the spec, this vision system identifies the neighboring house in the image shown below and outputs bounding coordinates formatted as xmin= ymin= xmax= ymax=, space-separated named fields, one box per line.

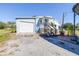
xmin=16 ymin=16 xmax=60 ymax=35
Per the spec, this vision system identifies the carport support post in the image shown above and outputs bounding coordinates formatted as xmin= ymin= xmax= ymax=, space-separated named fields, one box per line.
xmin=73 ymin=12 xmax=76 ymax=37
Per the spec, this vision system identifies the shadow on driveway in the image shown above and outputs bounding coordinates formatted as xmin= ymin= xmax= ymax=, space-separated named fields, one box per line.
xmin=40 ymin=35 xmax=79 ymax=55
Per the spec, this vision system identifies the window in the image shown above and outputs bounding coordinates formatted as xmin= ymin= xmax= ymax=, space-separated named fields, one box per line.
xmin=44 ymin=19 xmax=48 ymax=26
xmin=39 ymin=18 xmax=42 ymax=24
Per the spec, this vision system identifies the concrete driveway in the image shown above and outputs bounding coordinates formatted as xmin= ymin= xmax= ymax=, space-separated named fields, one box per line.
xmin=0 ymin=34 xmax=77 ymax=56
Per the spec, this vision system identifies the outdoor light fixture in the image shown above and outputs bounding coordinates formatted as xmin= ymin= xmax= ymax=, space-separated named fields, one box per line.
xmin=72 ymin=3 xmax=79 ymax=37
xmin=73 ymin=3 xmax=79 ymax=15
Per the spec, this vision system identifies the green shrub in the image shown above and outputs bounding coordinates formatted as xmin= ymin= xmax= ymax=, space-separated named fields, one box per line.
xmin=0 ymin=22 xmax=6 ymax=29
xmin=63 ymin=23 xmax=74 ymax=36
xmin=11 ymin=28 xmax=16 ymax=33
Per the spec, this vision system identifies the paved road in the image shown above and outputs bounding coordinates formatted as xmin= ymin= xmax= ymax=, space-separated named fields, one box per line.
xmin=0 ymin=34 xmax=77 ymax=56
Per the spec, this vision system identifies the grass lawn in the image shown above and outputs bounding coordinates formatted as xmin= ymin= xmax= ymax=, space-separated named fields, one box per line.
xmin=0 ymin=29 xmax=12 ymax=42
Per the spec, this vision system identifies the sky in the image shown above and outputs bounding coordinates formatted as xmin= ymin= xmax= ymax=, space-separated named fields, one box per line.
xmin=0 ymin=3 xmax=78 ymax=24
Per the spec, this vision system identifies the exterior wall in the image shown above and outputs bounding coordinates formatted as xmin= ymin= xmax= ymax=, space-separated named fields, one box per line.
xmin=16 ymin=18 xmax=35 ymax=33
xmin=35 ymin=16 xmax=50 ymax=33
xmin=35 ymin=16 xmax=40 ymax=32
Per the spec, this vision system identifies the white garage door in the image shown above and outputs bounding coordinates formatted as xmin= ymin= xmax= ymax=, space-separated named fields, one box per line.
xmin=19 ymin=22 xmax=34 ymax=33
xmin=16 ymin=20 xmax=35 ymax=33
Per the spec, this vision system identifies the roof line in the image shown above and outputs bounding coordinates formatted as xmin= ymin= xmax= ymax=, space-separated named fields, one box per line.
xmin=16 ymin=18 xmax=36 ymax=20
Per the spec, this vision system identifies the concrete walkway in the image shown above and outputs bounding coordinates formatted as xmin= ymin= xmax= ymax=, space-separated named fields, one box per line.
xmin=0 ymin=34 xmax=77 ymax=56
